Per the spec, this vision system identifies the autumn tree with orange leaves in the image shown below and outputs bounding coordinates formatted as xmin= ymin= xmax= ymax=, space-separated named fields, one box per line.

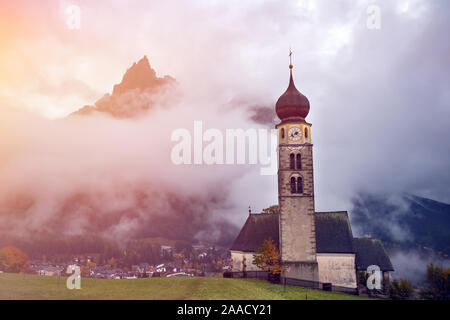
xmin=252 ymin=238 xmax=283 ymax=275
xmin=0 ymin=246 xmax=29 ymax=273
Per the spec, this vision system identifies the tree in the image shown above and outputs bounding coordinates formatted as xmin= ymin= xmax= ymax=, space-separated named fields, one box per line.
xmin=262 ymin=205 xmax=279 ymax=214
xmin=80 ymin=266 xmax=90 ymax=277
xmin=0 ymin=246 xmax=29 ymax=273
xmin=252 ymin=238 xmax=283 ymax=275
xmin=107 ymin=257 xmax=117 ymax=268
xmin=419 ymin=264 xmax=450 ymax=300
xmin=175 ymin=241 xmax=192 ymax=256
xmin=87 ymin=261 xmax=97 ymax=269
xmin=389 ymin=279 xmax=415 ymax=300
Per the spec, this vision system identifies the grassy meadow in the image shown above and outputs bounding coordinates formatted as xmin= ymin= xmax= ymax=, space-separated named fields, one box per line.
xmin=0 ymin=273 xmax=371 ymax=300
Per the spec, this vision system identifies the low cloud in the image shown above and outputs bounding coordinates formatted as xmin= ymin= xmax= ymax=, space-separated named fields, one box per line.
xmin=0 ymin=84 xmax=265 ymax=248
xmin=390 ymin=250 xmax=450 ymax=285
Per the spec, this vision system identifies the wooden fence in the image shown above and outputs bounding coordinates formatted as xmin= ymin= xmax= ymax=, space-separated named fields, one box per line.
xmin=223 ymin=271 xmax=358 ymax=295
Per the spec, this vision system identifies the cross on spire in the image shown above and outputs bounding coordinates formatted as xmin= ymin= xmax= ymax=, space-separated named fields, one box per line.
xmin=289 ymin=47 xmax=293 ymax=69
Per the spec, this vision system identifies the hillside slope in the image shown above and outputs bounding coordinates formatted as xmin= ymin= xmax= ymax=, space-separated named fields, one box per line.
xmin=351 ymin=193 xmax=450 ymax=257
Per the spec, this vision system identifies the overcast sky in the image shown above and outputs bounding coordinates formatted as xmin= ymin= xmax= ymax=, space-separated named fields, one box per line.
xmin=0 ymin=0 xmax=449 ymax=237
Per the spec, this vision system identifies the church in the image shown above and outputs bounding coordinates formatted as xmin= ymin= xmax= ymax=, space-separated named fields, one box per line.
xmin=230 ymin=60 xmax=393 ymax=291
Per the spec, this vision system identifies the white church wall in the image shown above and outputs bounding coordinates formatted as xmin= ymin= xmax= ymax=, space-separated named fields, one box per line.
xmin=230 ymin=251 xmax=262 ymax=272
xmin=317 ymin=253 xmax=357 ymax=288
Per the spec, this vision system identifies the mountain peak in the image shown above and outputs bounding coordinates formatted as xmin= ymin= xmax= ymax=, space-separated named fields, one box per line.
xmin=72 ymin=56 xmax=176 ymax=118
xmin=140 ymin=55 xmax=149 ymax=64
xmin=112 ymin=56 xmax=171 ymax=95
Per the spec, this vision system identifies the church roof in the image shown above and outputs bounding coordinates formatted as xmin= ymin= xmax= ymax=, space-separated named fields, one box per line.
xmin=230 ymin=211 xmax=394 ymax=272
xmin=230 ymin=213 xmax=279 ymax=252
xmin=315 ymin=211 xmax=355 ymax=253
xmin=231 ymin=211 xmax=355 ymax=253
xmin=353 ymin=237 xmax=394 ymax=271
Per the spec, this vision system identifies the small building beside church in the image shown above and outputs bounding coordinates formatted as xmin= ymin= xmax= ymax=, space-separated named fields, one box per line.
xmin=230 ymin=60 xmax=393 ymax=292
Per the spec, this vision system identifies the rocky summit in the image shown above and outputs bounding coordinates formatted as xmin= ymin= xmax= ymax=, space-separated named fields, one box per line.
xmin=71 ymin=56 xmax=176 ymax=118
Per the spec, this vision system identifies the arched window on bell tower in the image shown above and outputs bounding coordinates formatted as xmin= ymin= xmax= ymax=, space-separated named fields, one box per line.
xmin=305 ymin=127 xmax=308 ymax=139
xmin=281 ymin=128 xmax=285 ymax=140
xmin=297 ymin=177 xmax=303 ymax=194
xmin=296 ymin=154 xmax=302 ymax=170
xmin=289 ymin=154 xmax=295 ymax=169
xmin=290 ymin=177 xmax=296 ymax=194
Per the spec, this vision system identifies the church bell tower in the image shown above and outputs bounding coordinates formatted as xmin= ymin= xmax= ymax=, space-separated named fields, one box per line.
xmin=276 ymin=54 xmax=318 ymax=281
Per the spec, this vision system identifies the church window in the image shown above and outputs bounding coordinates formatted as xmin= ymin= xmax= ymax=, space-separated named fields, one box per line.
xmin=290 ymin=177 xmax=296 ymax=193
xmin=281 ymin=128 xmax=285 ymax=139
xmin=296 ymin=154 xmax=302 ymax=170
xmin=289 ymin=154 xmax=295 ymax=169
xmin=305 ymin=127 xmax=308 ymax=139
xmin=297 ymin=177 xmax=303 ymax=194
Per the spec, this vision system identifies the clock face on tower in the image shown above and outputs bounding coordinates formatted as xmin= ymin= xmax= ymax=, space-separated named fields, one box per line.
xmin=288 ymin=126 xmax=302 ymax=142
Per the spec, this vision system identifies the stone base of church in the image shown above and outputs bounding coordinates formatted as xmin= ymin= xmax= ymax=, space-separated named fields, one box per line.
xmin=282 ymin=261 xmax=319 ymax=282
xmin=316 ymin=253 xmax=357 ymax=289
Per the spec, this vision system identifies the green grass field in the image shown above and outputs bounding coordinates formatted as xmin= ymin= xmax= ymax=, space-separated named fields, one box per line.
xmin=0 ymin=273 xmax=370 ymax=300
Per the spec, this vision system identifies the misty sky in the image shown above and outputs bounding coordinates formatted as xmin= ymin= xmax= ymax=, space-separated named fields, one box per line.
xmin=0 ymin=0 xmax=449 ymax=238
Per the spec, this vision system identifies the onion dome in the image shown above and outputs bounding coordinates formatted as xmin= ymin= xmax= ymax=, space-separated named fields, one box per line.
xmin=275 ymin=64 xmax=310 ymax=122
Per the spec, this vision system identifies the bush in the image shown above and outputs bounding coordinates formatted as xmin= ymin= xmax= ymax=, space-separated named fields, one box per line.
xmin=358 ymin=271 xmax=368 ymax=285
xmin=419 ymin=264 xmax=450 ymax=300
xmin=390 ymin=279 xmax=414 ymax=300
xmin=0 ymin=246 xmax=28 ymax=273
xmin=268 ymin=273 xmax=280 ymax=284
xmin=223 ymin=271 xmax=232 ymax=278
